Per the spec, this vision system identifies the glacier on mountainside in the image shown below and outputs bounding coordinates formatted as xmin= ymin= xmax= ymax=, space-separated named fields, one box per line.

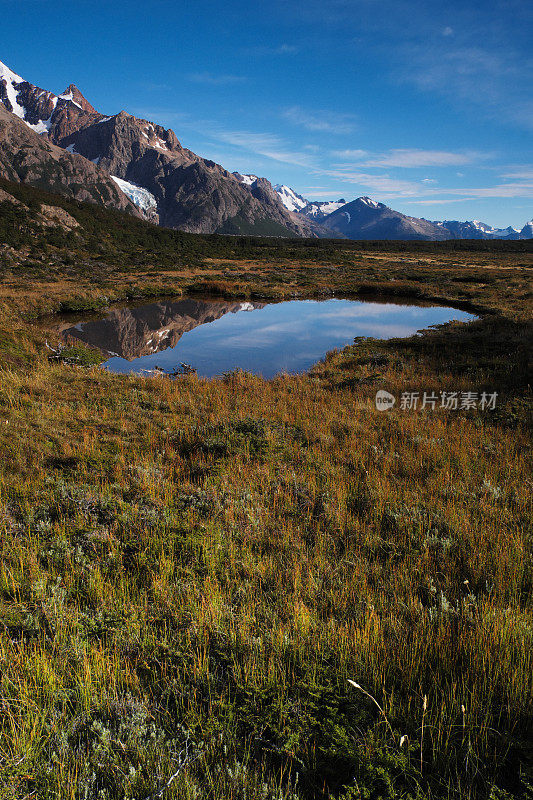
xmin=110 ymin=176 xmax=157 ymax=212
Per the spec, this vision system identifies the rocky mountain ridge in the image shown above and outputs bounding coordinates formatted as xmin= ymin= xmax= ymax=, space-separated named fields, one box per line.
xmin=0 ymin=104 xmax=139 ymax=214
xmin=0 ymin=59 xmax=316 ymax=236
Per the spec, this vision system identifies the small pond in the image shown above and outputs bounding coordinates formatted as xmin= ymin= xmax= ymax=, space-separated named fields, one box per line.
xmin=57 ymin=296 xmax=475 ymax=379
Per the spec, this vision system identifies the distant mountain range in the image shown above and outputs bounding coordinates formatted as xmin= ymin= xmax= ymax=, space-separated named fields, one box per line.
xmin=0 ymin=58 xmax=531 ymax=241
xmin=431 ymin=220 xmax=526 ymax=240
xmin=270 ymin=182 xmax=532 ymax=240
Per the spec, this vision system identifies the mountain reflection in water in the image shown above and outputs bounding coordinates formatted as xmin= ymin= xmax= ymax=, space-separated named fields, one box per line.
xmin=61 ymin=298 xmax=263 ymax=359
xmin=59 ymin=296 xmax=475 ymax=379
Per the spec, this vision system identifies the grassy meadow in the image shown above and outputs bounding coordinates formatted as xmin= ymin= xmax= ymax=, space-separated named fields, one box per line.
xmin=0 ymin=186 xmax=531 ymax=799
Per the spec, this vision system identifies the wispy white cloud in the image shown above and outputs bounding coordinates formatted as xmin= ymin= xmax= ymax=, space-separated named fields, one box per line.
xmin=208 ymin=136 xmax=438 ymax=197
xmin=187 ymin=72 xmax=247 ymax=86
xmin=510 ymin=101 xmax=533 ymax=130
xmin=444 ymin=182 xmax=533 ymax=199
xmin=317 ymin=168 xmax=425 ymax=197
xmin=214 ymin=129 xmax=318 ymax=168
xmin=406 ymin=46 xmax=513 ymax=92
xmin=129 ymin=108 xmax=531 ymax=207
xmin=139 ymin=80 xmax=172 ymax=92
xmin=331 ymin=149 xmax=368 ymax=159
xmin=129 ymin=112 xmax=319 ymax=170
xmin=246 ymin=43 xmax=299 ymax=55
xmin=333 ymin=148 xmax=488 ymax=168
xmin=284 ymin=106 xmax=357 ymax=134
xmin=375 ymin=179 xmax=533 ymax=202
xmin=500 ymin=166 xmax=533 ymax=180
xmin=407 ymin=197 xmax=473 ymax=206
xmin=276 ymin=0 xmax=533 ymax=131
xmin=311 ymin=162 xmax=533 ymax=202
xmin=363 ymin=148 xmax=487 ymax=168
xmin=200 ymin=128 xmax=531 ymax=202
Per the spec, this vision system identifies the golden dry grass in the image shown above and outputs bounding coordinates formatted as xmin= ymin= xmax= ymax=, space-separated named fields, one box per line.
xmin=0 ymin=245 xmax=531 ymax=799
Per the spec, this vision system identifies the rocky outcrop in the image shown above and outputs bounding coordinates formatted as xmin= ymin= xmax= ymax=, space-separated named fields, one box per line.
xmin=0 ymin=186 xmax=23 ymax=206
xmin=0 ymin=183 xmax=82 ymax=231
xmin=0 ymin=104 xmax=140 ymax=214
xmin=38 ymin=204 xmax=80 ymax=230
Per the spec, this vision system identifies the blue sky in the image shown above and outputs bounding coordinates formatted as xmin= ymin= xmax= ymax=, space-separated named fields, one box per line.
xmin=2 ymin=0 xmax=532 ymax=227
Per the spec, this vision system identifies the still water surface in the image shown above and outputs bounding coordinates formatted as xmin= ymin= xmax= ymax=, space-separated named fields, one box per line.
xmin=59 ymin=296 xmax=475 ymax=379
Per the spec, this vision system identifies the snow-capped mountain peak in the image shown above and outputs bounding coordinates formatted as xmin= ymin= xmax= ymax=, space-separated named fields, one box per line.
xmin=273 ymin=184 xmax=309 ymax=213
xmin=359 ymin=196 xmax=380 ymax=209
xmin=1 ymin=58 xmax=530 ymax=241
xmin=300 ymin=199 xmax=346 ymax=221
xmin=0 ymin=59 xmax=100 ymax=137
xmin=0 ymin=60 xmax=23 ymax=84
xmin=471 ymin=220 xmax=492 ymax=232
xmin=468 ymin=220 xmax=520 ymax=235
xmin=0 ymin=60 xmax=26 ymax=119
xmin=233 ymin=172 xmax=260 ymax=187
xmin=236 ymin=178 xmax=348 ymax=221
